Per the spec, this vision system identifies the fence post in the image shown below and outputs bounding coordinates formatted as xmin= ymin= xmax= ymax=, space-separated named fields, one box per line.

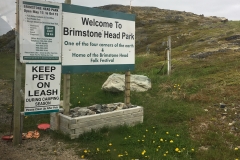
xmin=167 ymin=36 xmax=171 ymax=75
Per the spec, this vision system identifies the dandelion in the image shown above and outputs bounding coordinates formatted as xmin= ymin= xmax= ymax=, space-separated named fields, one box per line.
xmin=142 ymin=150 xmax=146 ymax=155
xmin=191 ymin=148 xmax=194 ymax=152
xmin=143 ymin=135 xmax=145 ymax=138
xmin=170 ymin=140 xmax=174 ymax=143
xmin=165 ymin=151 xmax=168 ymax=154
xmin=124 ymin=137 xmax=127 ymax=140
xmin=152 ymin=140 xmax=155 ymax=143
xmin=163 ymin=154 xmax=166 ymax=156
xmin=166 ymin=132 xmax=169 ymax=134
xmin=138 ymin=140 xmax=140 ymax=142
xmin=107 ymin=149 xmax=110 ymax=152
xmin=160 ymin=138 xmax=163 ymax=142
xmin=128 ymin=136 xmax=131 ymax=138
xmin=235 ymin=147 xmax=239 ymax=151
xmin=84 ymin=150 xmax=88 ymax=153
xmin=109 ymin=143 xmax=112 ymax=146
xmin=96 ymin=148 xmax=100 ymax=151
xmin=176 ymin=134 xmax=180 ymax=137
xmin=156 ymin=148 xmax=159 ymax=151
xmin=81 ymin=155 xmax=84 ymax=158
xmin=158 ymin=146 xmax=161 ymax=148
xmin=175 ymin=148 xmax=180 ymax=152
xmin=153 ymin=126 xmax=155 ymax=129
xmin=142 ymin=140 xmax=144 ymax=142
xmin=146 ymin=129 xmax=148 ymax=132
xmin=118 ymin=154 xmax=123 ymax=157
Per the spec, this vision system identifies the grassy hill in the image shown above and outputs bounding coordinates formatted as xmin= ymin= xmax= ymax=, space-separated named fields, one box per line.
xmin=1 ymin=5 xmax=240 ymax=160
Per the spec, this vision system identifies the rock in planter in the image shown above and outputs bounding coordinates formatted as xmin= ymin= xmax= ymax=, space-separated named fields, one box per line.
xmin=102 ymin=73 xmax=151 ymax=92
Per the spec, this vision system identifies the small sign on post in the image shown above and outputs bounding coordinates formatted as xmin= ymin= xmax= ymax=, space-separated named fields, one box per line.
xmin=24 ymin=64 xmax=61 ymax=115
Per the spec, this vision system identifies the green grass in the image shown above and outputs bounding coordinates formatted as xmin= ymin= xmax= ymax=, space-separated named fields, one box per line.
xmin=0 ymin=53 xmax=15 ymax=80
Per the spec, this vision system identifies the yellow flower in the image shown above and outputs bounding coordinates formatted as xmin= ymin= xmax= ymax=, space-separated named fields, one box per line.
xmin=81 ymin=155 xmax=84 ymax=158
xmin=96 ymin=148 xmax=100 ymax=151
xmin=107 ymin=149 xmax=110 ymax=152
xmin=109 ymin=143 xmax=112 ymax=146
xmin=175 ymin=148 xmax=179 ymax=152
xmin=158 ymin=146 xmax=161 ymax=148
xmin=165 ymin=151 xmax=168 ymax=154
xmin=124 ymin=137 xmax=127 ymax=140
xmin=191 ymin=148 xmax=194 ymax=152
xmin=84 ymin=150 xmax=87 ymax=153
xmin=166 ymin=132 xmax=169 ymax=134
xmin=118 ymin=154 xmax=123 ymax=157
xmin=153 ymin=126 xmax=155 ymax=128
xmin=128 ymin=136 xmax=131 ymax=138
xmin=160 ymin=138 xmax=163 ymax=142
xmin=156 ymin=148 xmax=159 ymax=151
xmin=146 ymin=129 xmax=148 ymax=132
xmin=164 ymin=154 xmax=166 ymax=156
xmin=142 ymin=150 xmax=146 ymax=155
xmin=176 ymin=134 xmax=179 ymax=137
xmin=142 ymin=140 xmax=144 ymax=142
xmin=152 ymin=140 xmax=155 ymax=143
xmin=235 ymin=147 xmax=239 ymax=151
xmin=170 ymin=140 xmax=173 ymax=143
xmin=143 ymin=135 xmax=145 ymax=138
xmin=138 ymin=140 xmax=140 ymax=142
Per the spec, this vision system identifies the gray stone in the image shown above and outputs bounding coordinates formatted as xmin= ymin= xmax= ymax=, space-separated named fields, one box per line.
xmin=87 ymin=104 xmax=102 ymax=111
xmin=102 ymin=73 xmax=151 ymax=92
xmin=68 ymin=102 xmax=138 ymax=118
xmin=78 ymin=108 xmax=90 ymax=116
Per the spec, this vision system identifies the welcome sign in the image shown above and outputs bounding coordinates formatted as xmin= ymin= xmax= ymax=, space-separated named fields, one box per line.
xmin=61 ymin=4 xmax=135 ymax=73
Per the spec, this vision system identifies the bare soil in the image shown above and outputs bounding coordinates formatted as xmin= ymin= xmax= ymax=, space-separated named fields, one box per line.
xmin=0 ymin=79 xmax=82 ymax=160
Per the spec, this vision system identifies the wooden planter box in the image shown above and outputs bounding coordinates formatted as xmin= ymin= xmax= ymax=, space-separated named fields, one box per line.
xmin=50 ymin=106 xmax=143 ymax=139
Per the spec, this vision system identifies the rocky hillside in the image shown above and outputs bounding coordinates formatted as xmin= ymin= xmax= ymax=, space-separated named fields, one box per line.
xmin=1 ymin=5 xmax=240 ymax=58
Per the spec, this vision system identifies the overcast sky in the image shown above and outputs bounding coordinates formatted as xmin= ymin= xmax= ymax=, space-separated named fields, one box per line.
xmin=0 ymin=0 xmax=240 ymax=35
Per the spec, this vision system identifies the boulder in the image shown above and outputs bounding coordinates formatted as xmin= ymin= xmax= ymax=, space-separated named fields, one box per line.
xmin=102 ymin=73 xmax=151 ymax=92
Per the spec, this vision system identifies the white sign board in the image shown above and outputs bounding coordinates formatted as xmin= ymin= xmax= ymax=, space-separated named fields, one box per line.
xmin=24 ymin=64 xmax=61 ymax=115
xmin=62 ymin=5 xmax=135 ymax=73
xmin=19 ymin=0 xmax=62 ymax=63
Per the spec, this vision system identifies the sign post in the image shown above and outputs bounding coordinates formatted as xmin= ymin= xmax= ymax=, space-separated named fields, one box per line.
xmin=13 ymin=0 xmax=22 ymax=145
xmin=63 ymin=0 xmax=71 ymax=115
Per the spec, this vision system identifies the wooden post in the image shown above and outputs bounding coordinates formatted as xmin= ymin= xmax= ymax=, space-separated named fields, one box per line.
xmin=167 ymin=36 xmax=171 ymax=75
xmin=124 ymin=71 xmax=131 ymax=105
xmin=13 ymin=0 xmax=22 ymax=145
xmin=63 ymin=0 xmax=71 ymax=115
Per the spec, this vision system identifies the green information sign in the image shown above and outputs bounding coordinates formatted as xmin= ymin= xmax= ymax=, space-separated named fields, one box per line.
xmin=44 ymin=25 xmax=55 ymax=37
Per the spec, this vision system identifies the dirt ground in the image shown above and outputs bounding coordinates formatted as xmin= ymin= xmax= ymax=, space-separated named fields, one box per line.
xmin=0 ymin=79 xmax=83 ymax=160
